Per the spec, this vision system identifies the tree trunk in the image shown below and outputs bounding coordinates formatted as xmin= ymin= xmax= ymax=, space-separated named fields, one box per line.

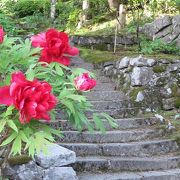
xmin=118 ymin=4 xmax=126 ymax=30
xmin=77 ymin=0 xmax=90 ymax=29
xmin=50 ymin=0 xmax=56 ymax=21
xmin=82 ymin=0 xmax=90 ymax=22
xmin=108 ymin=0 xmax=119 ymax=10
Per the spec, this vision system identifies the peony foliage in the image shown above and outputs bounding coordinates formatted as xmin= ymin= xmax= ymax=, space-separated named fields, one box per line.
xmin=0 ymin=27 xmax=117 ymax=167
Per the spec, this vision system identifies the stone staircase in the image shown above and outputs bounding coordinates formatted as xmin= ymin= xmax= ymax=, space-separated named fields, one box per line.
xmin=57 ymin=57 xmax=180 ymax=179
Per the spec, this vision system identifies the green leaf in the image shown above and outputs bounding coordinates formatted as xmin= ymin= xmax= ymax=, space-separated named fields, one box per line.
xmin=0 ymin=119 xmax=7 ymax=134
xmin=55 ymin=64 xmax=64 ymax=76
xmin=5 ymin=106 xmax=14 ymax=117
xmin=0 ymin=132 xmax=18 ymax=146
xmin=7 ymin=120 xmax=18 ymax=132
xmin=26 ymin=68 xmax=35 ymax=81
xmin=11 ymin=135 xmax=22 ymax=155
xmin=67 ymin=94 xmax=86 ymax=102
xmin=100 ymin=113 xmax=118 ymax=129
xmin=93 ymin=114 xmax=106 ymax=133
xmin=19 ymin=130 xmax=29 ymax=143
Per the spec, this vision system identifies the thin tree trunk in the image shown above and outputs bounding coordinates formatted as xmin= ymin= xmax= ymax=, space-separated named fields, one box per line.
xmin=82 ymin=0 xmax=90 ymax=22
xmin=50 ymin=0 xmax=56 ymax=21
xmin=118 ymin=4 xmax=126 ymax=30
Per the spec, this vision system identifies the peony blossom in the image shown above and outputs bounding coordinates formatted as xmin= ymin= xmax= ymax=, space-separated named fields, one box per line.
xmin=31 ymin=28 xmax=79 ymax=66
xmin=74 ymin=73 xmax=96 ymax=91
xmin=0 ymin=72 xmax=57 ymax=124
xmin=0 ymin=26 xmax=5 ymax=43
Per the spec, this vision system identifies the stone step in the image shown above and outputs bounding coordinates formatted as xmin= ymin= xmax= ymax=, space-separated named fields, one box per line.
xmin=60 ymin=140 xmax=179 ymax=157
xmin=90 ymin=100 xmax=132 ymax=110
xmin=96 ymin=76 xmax=113 ymax=83
xmin=78 ymin=168 xmax=180 ymax=180
xmin=59 ymin=128 xmax=163 ymax=143
xmin=50 ymin=117 xmax=158 ymax=131
xmin=73 ymin=155 xmax=180 ymax=172
xmin=86 ymin=108 xmax=140 ymax=118
xmin=86 ymin=91 xmax=126 ymax=101
xmin=93 ymin=82 xmax=116 ymax=91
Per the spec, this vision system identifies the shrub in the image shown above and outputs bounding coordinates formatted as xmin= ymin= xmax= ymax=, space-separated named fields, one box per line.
xmin=8 ymin=0 xmax=50 ymax=17
xmin=141 ymin=39 xmax=180 ymax=55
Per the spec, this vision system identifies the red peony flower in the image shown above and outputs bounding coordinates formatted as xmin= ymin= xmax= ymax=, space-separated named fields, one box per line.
xmin=31 ymin=29 xmax=79 ymax=66
xmin=0 ymin=26 xmax=5 ymax=44
xmin=0 ymin=72 xmax=57 ymax=124
xmin=74 ymin=73 xmax=96 ymax=91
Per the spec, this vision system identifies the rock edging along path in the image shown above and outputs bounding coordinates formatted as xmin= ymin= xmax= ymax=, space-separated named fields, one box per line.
xmin=58 ymin=56 xmax=180 ymax=180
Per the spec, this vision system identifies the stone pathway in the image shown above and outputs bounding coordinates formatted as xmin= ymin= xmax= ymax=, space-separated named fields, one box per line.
xmin=58 ymin=56 xmax=180 ymax=179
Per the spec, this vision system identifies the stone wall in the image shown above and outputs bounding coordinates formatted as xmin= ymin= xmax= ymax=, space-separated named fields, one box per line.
xmin=98 ymin=55 xmax=180 ymax=111
xmin=142 ymin=15 xmax=180 ymax=47
xmin=71 ymin=35 xmax=137 ymax=50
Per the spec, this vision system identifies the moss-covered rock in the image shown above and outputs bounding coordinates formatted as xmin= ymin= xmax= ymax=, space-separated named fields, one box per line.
xmin=175 ymin=97 xmax=180 ymax=108
xmin=8 ymin=155 xmax=32 ymax=166
xmin=153 ymin=65 xmax=167 ymax=73
xmin=129 ymin=87 xmax=145 ymax=101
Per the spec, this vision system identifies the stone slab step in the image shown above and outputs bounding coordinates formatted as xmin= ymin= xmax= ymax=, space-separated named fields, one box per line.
xmin=90 ymin=100 xmax=132 ymax=110
xmin=50 ymin=118 xmax=158 ymax=131
xmin=60 ymin=140 xmax=179 ymax=157
xmin=73 ymin=155 xmax=180 ymax=172
xmin=78 ymin=168 xmax=180 ymax=180
xmin=86 ymin=91 xmax=126 ymax=101
xmin=93 ymin=82 xmax=116 ymax=91
xmin=86 ymin=108 xmax=140 ymax=118
xmin=59 ymin=128 xmax=163 ymax=143
xmin=96 ymin=76 xmax=113 ymax=83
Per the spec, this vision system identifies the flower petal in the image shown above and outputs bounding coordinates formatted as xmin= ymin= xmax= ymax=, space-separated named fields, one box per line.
xmin=66 ymin=47 xmax=79 ymax=56
xmin=31 ymin=32 xmax=46 ymax=47
xmin=0 ymin=86 xmax=13 ymax=105
xmin=53 ymin=56 xmax=71 ymax=66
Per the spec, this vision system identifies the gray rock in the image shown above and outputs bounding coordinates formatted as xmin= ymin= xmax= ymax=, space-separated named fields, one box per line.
xmin=142 ymin=16 xmax=172 ymax=38
xmin=44 ymin=167 xmax=78 ymax=180
xmin=168 ymin=63 xmax=180 ymax=72
xmin=175 ymin=34 xmax=180 ymax=47
xmin=129 ymin=56 xmax=156 ymax=67
xmin=35 ymin=144 xmax=76 ymax=168
xmin=117 ymin=57 xmax=130 ymax=69
xmin=135 ymin=91 xmax=144 ymax=102
xmin=162 ymin=98 xmax=175 ymax=110
xmin=154 ymin=25 xmax=172 ymax=39
xmin=153 ymin=15 xmax=172 ymax=33
xmin=172 ymin=15 xmax=180 ymax=36
xmin=160 ymin=87 xmax=172 ymax=98
xmin=4 ymin=162 xmax=78 ymax=180
xmin=131 ymin=67 xmax=154 ymax=86
xmin=3 ymin=161 xmax=43 ymax=180
xmin=103 ymin=61 xmax=114 ymax=67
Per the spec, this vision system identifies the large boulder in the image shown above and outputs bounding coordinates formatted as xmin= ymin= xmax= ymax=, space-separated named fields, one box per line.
xmin=131 ymin=67 xmax=154 ymax=86
xmin=142 ymin=15 xmax=180 ymax=47
xmin=142 ymin=16 xmax=172 ymax=38
xmin=35 ymin=144 xmax=76 ymax=168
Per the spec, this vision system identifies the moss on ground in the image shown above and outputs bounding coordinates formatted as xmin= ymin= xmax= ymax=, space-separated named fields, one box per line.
xmin=79 ymin=46 xmax=179 ymax=64
xmin=153 ymin=65 xmax=167 ymax=73
xmin=79 ymin=46 xmax=139 ymax=64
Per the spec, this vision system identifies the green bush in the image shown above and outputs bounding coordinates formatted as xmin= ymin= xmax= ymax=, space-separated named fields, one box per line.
xmin=8 ymin=0 xmax=50 ymax=17
xmin=141 ymin=39 xmax=180 ymax=55
xmin=0 ymin=13 xmax=17 ymax=36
